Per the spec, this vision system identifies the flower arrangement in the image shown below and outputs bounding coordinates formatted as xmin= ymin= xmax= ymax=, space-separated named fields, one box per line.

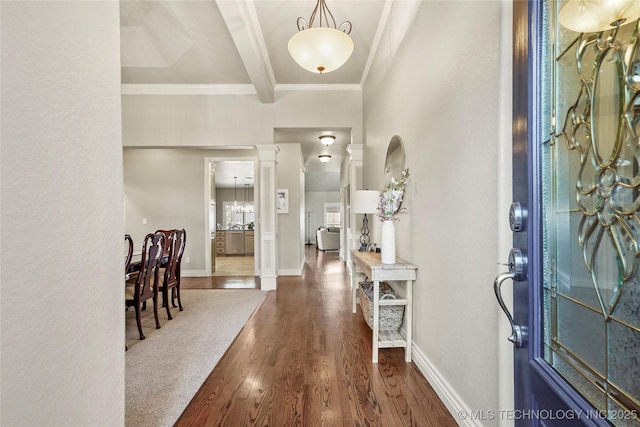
xmin=378 ymin=168 xmax=409 ymax=221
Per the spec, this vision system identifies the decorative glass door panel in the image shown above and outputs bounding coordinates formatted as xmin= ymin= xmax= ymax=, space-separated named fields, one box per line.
xmin=544 ymin=1 xmax=640 ymax=423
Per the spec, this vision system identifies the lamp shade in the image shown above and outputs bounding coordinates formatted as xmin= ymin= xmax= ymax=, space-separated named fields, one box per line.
xmin=352 ymin=190 xmax=380 ymax=214
xmin=558 ymin=0 xmax=640 ymax=33
xmin=288 ymin=27 xmax=354 ymax=74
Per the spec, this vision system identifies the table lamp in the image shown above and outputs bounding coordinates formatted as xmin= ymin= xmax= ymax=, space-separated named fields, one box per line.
xmin=352 ymin=190 xmax=380 ymax=251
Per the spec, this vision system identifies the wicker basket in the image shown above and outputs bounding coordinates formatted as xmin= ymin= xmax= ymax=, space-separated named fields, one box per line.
xmin=358 ymin=281 xmax=404 ymax=331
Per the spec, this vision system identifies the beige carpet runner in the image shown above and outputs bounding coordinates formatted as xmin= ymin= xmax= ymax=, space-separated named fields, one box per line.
xmin=125 ymin=289 xmax=266 ymax=427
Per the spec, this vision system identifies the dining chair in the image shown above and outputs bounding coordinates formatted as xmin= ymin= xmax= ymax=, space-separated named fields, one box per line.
xmin=124 ymin=234 xmax=134 ymax=276
xmin=154 ymin=229 xmax=173 ymax=259
xmin=172 ymin=228 xmax=186 ymax=312
xmin=156 ymin=229 xmax=186 ymax=319
xmin=125 ymin=232 xmax=165 ymax=340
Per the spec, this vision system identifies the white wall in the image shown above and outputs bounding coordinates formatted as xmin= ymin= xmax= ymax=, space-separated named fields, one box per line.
xmin=362 ymin=1 xmax=510 ymax=425
xmin=277 ymin=144 xmax=305 ymax=275
xmin=1 ymin=2 xmax=124 ymax=425
xmin=124 ymin=148 xmax=258 ymax=275
xmin=122 ymin=90 xmax=363 ymax=147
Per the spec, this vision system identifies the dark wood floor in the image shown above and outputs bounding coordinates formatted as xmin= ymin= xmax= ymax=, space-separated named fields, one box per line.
xmin=181 ymin=274 xmax=260 ymax=290
xmin=175 ymin=246 xmax=456 ymax=426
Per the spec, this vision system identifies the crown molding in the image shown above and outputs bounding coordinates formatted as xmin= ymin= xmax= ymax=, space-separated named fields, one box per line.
xmin=275 ymin=84 xmax=362 ymax=92
xmin=121 ymin=84 xmax=257 ymax=95
xmin=121 ymin=84 xmax=363 ymax=95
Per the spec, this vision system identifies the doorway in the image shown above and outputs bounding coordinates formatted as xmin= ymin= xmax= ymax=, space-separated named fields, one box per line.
xmin=204 ymin=158 xmax=258 ymax=278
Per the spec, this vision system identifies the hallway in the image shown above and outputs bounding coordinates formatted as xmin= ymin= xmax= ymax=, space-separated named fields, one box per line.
xmin=175 ymin=246 xmax=456 ymax=426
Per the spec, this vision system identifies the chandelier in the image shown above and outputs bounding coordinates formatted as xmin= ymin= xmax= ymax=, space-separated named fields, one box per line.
xmin=287 ymin=0 xmax=354 ymax=74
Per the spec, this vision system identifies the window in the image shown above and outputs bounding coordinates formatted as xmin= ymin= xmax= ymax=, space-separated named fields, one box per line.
xmin=223 ymin=201 xmax=254 ymax=228
xmin=324 ymin=203 xmax=341 ymax=227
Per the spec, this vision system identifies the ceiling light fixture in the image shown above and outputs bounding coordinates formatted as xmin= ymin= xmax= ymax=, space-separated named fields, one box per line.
xmin=319 ymin=134 xmax=336 ymax=146
xmin=318 ymin=154 xmax=332 ymax=163
xmin=558 ymin=0 xmax=640 ymax=33
xmin=287 ymin=0 xmax=354 ymax=74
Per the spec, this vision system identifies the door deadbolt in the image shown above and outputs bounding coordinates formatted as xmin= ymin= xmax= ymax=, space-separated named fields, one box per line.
xmin=508 ymin=248 xmax=527 ymax=281
xmin=509 ymin=202 xmax=527 ymax=232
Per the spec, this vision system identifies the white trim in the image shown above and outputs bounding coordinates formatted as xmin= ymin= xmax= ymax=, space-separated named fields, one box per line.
xmin=275 ymin=84 xmax=362 ymax=92
xmin=121 ymin=84 xmax=257 ymax=95
xmin=261 ymin=276 xmax=277 ymax=291
xmin=360 ymin=0 xmax=393 ymax=87
xmin=277 ymin=268 xmax=302 ymax=276
xmin=411 ymin=343 xmax=480 ymax=427
xmin=181 ymin=269 xmax=210 ymax=278
xmin=204 ymin=156 xmax=259 ymax=278
xmin=121 ymin=83 xmax=364 ymax=95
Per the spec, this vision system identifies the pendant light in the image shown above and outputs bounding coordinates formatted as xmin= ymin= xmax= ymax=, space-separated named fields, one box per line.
xmin=233 ymin=177 xmax=238 ymax=207
xmin=287 ymin=0 xmax=354 ymax=74
xmin=558 ymin=0 xmax=640 ymax=33
xmin=242 ymin=184 xmax=250 ymax=209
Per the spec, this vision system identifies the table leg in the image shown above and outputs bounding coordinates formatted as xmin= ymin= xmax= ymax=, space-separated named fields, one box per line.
xmin=405 ymin=279 xmax=412 ymax=362
xmin=372 ymin=279 xmax=380 ymax=363
xmin=351 ymin=262 xmax=357 ymax=313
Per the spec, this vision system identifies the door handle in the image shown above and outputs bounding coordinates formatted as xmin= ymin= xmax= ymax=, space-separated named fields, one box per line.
xmin=494 ymin=248 xmax=528 ymax=348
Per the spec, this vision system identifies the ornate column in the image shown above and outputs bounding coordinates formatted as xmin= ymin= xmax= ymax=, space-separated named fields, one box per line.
xmin=256 ymin=145 xmax=279 ymax=291
xmin=345 ymin=144 xmax=364 ymax=271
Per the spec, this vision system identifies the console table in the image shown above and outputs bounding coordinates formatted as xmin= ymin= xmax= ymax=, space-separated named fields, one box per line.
xmin=350 ymin=250 xmax=417 ymax=363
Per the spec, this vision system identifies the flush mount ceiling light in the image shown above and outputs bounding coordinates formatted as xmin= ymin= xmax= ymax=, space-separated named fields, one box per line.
xmin=558 ymin=0 xmax=640 ymax=33
xmin=318 ymin=154 xmax=332 ymax=163
xmin=319 ymin=134 xmax=336 ymax=146
xmin=287 ymin=0 xmax=354 ymax=74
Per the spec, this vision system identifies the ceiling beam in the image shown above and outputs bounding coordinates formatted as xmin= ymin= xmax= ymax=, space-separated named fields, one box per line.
xmin=216 ymin=0 xmax=275 ymax=103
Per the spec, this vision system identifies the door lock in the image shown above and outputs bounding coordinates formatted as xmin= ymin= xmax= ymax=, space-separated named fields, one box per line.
xmin=493 ymin=248 xmax=529 ymax=348
xmin=509 ymin=202 xmax=527 ymax=232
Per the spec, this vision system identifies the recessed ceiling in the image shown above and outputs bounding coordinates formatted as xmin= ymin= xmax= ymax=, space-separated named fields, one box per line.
xmin=120 ymin=0 xmax=388 ymax=87
xmin=120 ymin=0 xmax=388 ymax=184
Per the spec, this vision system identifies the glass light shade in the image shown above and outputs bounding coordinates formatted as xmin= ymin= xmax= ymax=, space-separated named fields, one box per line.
xmin=352 ymin=190 xmax=380 ymax=214
xmin=319 ymin=135 xmax=335 ymax=145
xmin=318 ymin=154 xmax=332 ymax=163
xmin=558 ymin=0 xmax=640 ymax=33
xmin=288 ymin=27 xmax=354 ymax=74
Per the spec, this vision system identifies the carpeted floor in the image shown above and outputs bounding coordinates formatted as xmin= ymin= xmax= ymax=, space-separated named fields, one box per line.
xmin=125 ymin=289 xmax=266 ymax=427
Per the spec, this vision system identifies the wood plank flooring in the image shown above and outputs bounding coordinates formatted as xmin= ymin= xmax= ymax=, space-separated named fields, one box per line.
xmin=176 ymin=246 xmax=456 ymax=426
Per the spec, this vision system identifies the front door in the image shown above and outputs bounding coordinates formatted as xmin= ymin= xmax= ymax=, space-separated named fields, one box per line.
xmin=502 ymin=0 xmax=640 ymax=425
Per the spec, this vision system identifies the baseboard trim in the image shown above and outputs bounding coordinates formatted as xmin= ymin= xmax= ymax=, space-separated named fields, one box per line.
xmin=278 ymin=268 xmax=302 ymax=276
xmin=181 ymin=269 xmax=209 ymax=277
xmin=411 ymin=343 xmax=479 ymax=427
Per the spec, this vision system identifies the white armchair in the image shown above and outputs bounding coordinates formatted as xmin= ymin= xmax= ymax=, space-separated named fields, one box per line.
xmin=316 ymin=227 xmax=340 ymax=251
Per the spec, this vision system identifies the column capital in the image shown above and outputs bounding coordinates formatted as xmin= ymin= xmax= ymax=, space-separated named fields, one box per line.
xmin=346 ymin=144 xmax=364 ymax=163
xmin=256 ymin=145 xmax=279 ymax=162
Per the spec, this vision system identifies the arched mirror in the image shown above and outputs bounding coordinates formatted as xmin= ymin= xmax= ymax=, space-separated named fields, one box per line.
xmin=384 ymin=135 xmax=406 ymax=181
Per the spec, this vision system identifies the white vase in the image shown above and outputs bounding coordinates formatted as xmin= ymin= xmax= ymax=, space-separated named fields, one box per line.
xmin=380 ymin=220 xmax=396 ymax=264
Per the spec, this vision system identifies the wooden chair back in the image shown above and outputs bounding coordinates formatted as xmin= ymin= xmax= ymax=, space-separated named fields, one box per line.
xmin=124 ymin=234 xmax=134 ymax=275
xmin=135 ymin=232 xmax=165 ymax=303
xmin=156 ymin=229 xmax=187 ymax=319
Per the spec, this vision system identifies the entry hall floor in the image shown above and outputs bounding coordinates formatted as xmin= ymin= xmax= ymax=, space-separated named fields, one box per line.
xmin=176 ymin=246 xmax=456 ymax=426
